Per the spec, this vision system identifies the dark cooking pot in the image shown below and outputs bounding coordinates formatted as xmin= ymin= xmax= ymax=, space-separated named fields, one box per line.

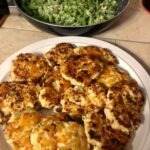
xmin=13 ymin=0 xmax=130 ymax=35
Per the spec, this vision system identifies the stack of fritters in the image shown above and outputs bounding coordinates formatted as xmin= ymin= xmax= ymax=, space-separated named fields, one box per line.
xmin=0 ymin=43 xmax=144 ymax=150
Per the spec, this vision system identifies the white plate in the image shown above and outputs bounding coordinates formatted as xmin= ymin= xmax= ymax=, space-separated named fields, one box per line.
xmin=0 ymin=36 xmax=150 ymax=150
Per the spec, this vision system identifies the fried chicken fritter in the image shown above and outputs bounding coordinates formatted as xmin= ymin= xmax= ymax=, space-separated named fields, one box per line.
xmin=74 ymin=46 xmax=118 ymax=65
xmin=0 ymin=82 xmax=40 ymax=123
xmin=30 ymin=114 xmax=89 ymax=150
xmin=45 ymin=43 xmax=75 ymax=66
xmin=39 ymin=68 xmax=71 ymax=108
xmin=61 ymin=54 xmax=104 ymax=86
xmin=4 ymin=109 xmax=42 ymax=150
xmin=11 ymin=53 xmax=48 ymax=82
xmin=104 ymin=80 xmax=144 ymax=134
xmin=61 ymin=83 xmax=106 ymax=116
xmin=83 ymin=111 xmax=130 ymax=150
xmin=98 ymin=65 xmax=130 ymax=88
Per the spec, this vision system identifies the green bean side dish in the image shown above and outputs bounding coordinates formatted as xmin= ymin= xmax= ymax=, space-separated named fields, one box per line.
xmin=21 ymin=0 xmax=119 ymax=26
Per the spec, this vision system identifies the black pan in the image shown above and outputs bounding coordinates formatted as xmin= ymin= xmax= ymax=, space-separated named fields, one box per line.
xmin=13 ymin=0 xmax=130 ymax=36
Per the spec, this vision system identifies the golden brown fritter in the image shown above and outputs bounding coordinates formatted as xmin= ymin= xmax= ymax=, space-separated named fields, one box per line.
xmin=0 ymin=82 xmax=40 ymax=123
xmin=83 ymin=111 xmax=130 ymax=150
xmin=4 ymin=109 xmax=42 ymax=150
xmin=61 ymin=83 xmax=106 ymax=116
xmin=39 ymin=68 xmax=71 ymax=109
xmin=11 ymin=53 xmax=48 ymax=82
xmin=30 ymin=114 xmax=89 ymax=150
xmin=0 ymin=43 xmax=145 ymax=150
xmin=45 ymin=43 xmax=75 ymax=66
xmin=61 ymin=54 xmax=104 ymax=86
xmin=104 ymin=80 xmax=144 ymax=134
xmin=98 ymin=65 xmax=130 ymax=88
xmin=74 ymin=46 xmax=118 ymax=65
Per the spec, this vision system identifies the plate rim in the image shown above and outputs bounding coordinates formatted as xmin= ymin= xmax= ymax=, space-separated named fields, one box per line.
xmin=0 ymin=36 xmax=150 ymax=149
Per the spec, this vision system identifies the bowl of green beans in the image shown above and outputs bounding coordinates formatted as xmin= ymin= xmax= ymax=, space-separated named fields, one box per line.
xmin=14 ymin=0 xmax=129 ymax=35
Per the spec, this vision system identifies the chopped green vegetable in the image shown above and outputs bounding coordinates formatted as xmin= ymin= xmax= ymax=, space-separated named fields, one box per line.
xmin=21 ymin=0 xmax=118 ymax=26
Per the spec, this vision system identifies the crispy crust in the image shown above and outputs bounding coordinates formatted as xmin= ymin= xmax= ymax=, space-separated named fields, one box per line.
xmin=61 ymin=83 xmax=106 ymax=116
xmin=31 ymin=114 xmax=89 ymax=150
xmin=45 ymin=43 xmax=75 ymax=66
xmin=104 ymin=80 xmax=144 ymax=133
xmin=0 ymin=82 xmax=40 ymax=123
xmin=98 ymin=65 xmax=130 ymax=88
xmin=83 ymin=111 xmax=130 ymax=150
xmin=74 ymin=46 xmax=118 ymax=65
xmin=61 ymin=54 xmax=104 ymax=86
xmin=4 ymin=109 xmax=42 ymax=150
xmin=11 ymin=53 xmax=48 ymax=82
xmin=39 ymin=68 xmax=71 ymax=108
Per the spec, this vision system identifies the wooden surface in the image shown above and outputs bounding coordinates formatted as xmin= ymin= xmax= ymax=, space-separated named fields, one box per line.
xmin=0 ymin=0 xmax=150 ymax=74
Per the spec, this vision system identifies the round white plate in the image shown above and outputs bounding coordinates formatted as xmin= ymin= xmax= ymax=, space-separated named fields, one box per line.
xmin=0 ymin=36 xmax=150 ymax=150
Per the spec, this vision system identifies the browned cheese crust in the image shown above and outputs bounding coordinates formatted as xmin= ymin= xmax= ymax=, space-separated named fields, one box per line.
xmin=45 ymin=43 xmax=75 ymax=66
xmin=61 ymin=83 xmax=106 ymax=116
xmin=4 ymin=109 xmax=42 ymax=150
xmin=11 ymin=53 xmax=48 ymax=82
xmin=98 ymin=65 xmax=130 ymax=88
xmin=0 ymin=82 xmax=40 ymax=123
xmin=61 ymin=54 xmax=104 ymax=86
xmin=74 ymin=46 xmax=118 ymax=65
xmin=104 ymin=80 xmax=144 ymax=133
xmin=83 ymin=111 xmax=130 ymax=150
xmin=39 ymin=67 xmax=71 ymax=108
xmin=30 ymin=113 xmax=89 ymax=150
